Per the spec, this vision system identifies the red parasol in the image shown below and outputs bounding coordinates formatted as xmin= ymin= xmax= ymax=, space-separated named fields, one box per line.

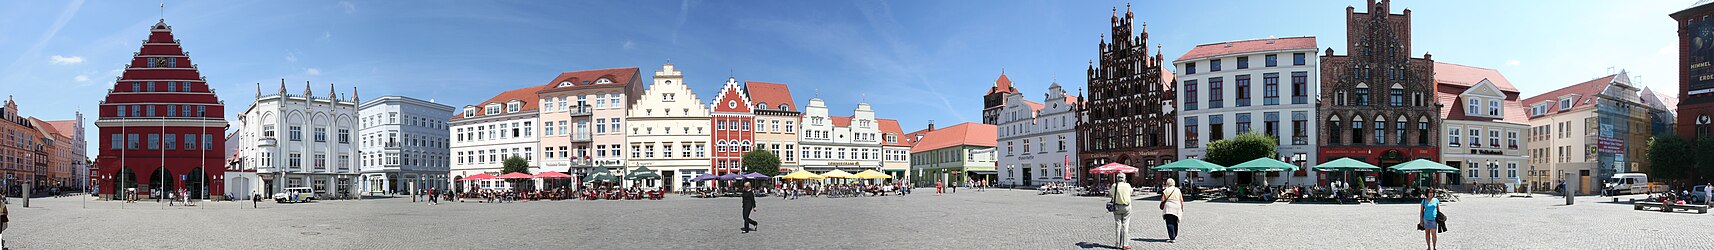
xmin=534 ymin=171 xmax=573 ymax=179
xmin=497 ymin=172 xmax=534 ymax=179
xmin=460 ymin=173 xmax=496 ymax=181
xmin=1088 ymin=162 xmax=1138 ymax=174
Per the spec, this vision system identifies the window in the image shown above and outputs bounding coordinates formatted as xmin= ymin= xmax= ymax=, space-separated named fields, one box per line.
xmin=128 ymin=134 xmax=139 ymax=149
xmin=1374 ymin=121 xmax=1385 ymax=144
xmin=146 ymin=105 xmax=155 ymax=117
xmin=1209 ymin=115 xmax=1224 ymax=141
xmin=289 ymin=126 xmax=303 ymax=141
xmin=486 ymin=104 xmax=500 ymax=115
xmin=1489 ymin=130 xmax=1501 ymax=148
xmin=1467 ymin=162 xmax=1479 ymax=179
xmin=1351 ymin=118 xmax=1364 ymax=144
xmin=1418 ymin=120 xmax=1429 ymax=146
xmin=507 ymin=102 xmax=521 ymax=112
xmin=610 ymin=118 xmax=621 ymax=132
xmin=338 ymin=129 xmax=350 ymax=144
xmin=183 ymin=82 xmax=192 ymax=92
xmin=289 ymin=153 xmax=302 ymax=169
xmin=263 ymin=125 xmax=275 ymax=138
xmin=1208 ymin=77 xmax=1224 ymax=109
xmin=1389 ymin=89 xmax=1404 ymax=107
xmin=163 ymin=134 xmax=176 ymax=150
xmin=1263 ymin=112 xmax=1279 ymax=140
xmin=1329 ymin=116 xmax=1343 ymax=143
xmin=117 ymin=106 xmax=126 ymax=117
xmin=1183 ymin=80 xmax=1198 ymax=111
xmin=131 ymin=82 xmax=140 ymax=92
xmin=167 ymin=82 xmax=177 ymax=92
xmin=1469 ymin=129 xmax=1481 ymax=147
xmin=1262 ymin=73 xmax=1280 ymax=105
xmin=1489 ymin=162 xmax=1500 ymax=179
xmin=1293 ymin=53 xmax=1306 ymax=65
xmin=1185 ymin=63 xmax=1196 ymax=74
xmin=1489 ymin=100 xmax=1500 ymax=116
xmin=1354 ymin=87 xmax=1369 ymax=106
xmin=1291 ymin=111 xmax=1307 ymax=145
xmin=1448 ymin=127 xmax=1462 ymax=147
xmin=1468 ymin=98 xmax=1481 ymax=115
xmin=1235 ymin=75 xmax=1251 ymax=107
xmin=1506 ymin=162 xmax=1518 ymax=179
xmin=1395 ymin=121 xmax=1407 ymax=145
xmin=1210 ymin=59 xmax=1222 ymax=72
xmin=314 ymin=128 xmax=327 ymax=142
xmin=1237 ymin=57 xmax=1249 ymax=69
xmin=110 ymin=134 xmax=122 ymax=149
xmin=1559 ymin=98 xmax=1572 ymax=110
xmin=1507 ymin=131 xmax=1519 ymax=149
xmin=1236 ymin=113 xmax=1252 ymax=134
xmin=1265 ymin=54 xmax=1278 ymax=67
xmin=147 ymin=134 xmax=160 ymax=150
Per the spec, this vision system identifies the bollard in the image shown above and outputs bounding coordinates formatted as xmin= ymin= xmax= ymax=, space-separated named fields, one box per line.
xmin=22 ymin=185 xmax=30 ymax=208
xmin=1562 ymin=172 xmax=1574 ymax=206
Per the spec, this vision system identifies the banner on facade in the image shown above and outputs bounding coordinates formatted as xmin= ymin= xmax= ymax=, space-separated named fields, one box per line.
xmin=1063 ymin=156 xmax=1073 ymax=180
xmin=1597 ymin=137 xmax=1623 ymax=153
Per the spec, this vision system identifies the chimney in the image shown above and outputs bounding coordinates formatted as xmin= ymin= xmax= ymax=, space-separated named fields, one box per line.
xmin=928 ymin=120 xmax=936 ymax=131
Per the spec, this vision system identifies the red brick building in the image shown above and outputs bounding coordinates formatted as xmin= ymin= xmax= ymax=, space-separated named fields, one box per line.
xmin=93 ymin=20 xmax=228 ymax=200
xmin=1317 ymin=0 xmax=1440 ymax=186
xmin=710 ymin=77 xmax=754 ymax=175
xmin=1673 ymin=1 xmax=1714 ymax=138
xmin=1077 ymin=5 xmax=1176 ymax=187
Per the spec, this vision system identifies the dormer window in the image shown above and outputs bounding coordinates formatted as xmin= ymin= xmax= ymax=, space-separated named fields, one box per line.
xmin=464 ymin=107 xmax=475 ymax=117
xmin=485 ymin=104 xmax=501 ymax=115
xmin=506 ymin=101 xmax=521 ymax=113
xmin=756 ymin=102 xmax=767 ymax=110
xmin=557 ymin=81 xmax=574 ymax=88
xmin=1559 ymin=97 xmax=1572 ymax=110
xmin=1467 ymin=98 xmax=1480 ymax=115
xmin=779 ymin=104 xmax=789 ymax=110
xmin=1488 ymin=100 xmax=1500 ymax=116
xmin=595 ymin=78 xmax=613 ymax=84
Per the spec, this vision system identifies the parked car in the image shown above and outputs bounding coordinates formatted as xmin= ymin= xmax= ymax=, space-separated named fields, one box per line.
xmin=1691 ymin=185 xmax=1710 ymax=204
xmin=273 ymin=187 xmax=316 ymax=203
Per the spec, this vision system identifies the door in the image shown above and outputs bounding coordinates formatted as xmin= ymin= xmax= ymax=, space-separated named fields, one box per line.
xmin=1579 ymin=171 xmax=1591 ymax=195
xmin=1022 ymin=168 xmax=1033 ymax=186
xmin=663 ymin=170 xmax=675 ymax=192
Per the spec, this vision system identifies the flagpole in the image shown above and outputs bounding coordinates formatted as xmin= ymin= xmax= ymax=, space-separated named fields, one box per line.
xmin=161 ymin=118 xmax=166 ymax=209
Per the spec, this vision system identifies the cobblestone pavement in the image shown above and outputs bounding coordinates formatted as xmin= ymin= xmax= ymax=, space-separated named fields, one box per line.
xmin=4 ymin=190 xmax=1712 ymax=249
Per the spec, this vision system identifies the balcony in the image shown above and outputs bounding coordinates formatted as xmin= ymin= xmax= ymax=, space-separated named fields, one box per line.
xmin=1291 ymin=136 xmax=1307 ymax=145
xmin=568 ymin=105 xmax=592 ymax=117
xmin=571 ymin=133 xmax=593 ymax=143
xmin=259 ymin=138 xmax=277 ymax=147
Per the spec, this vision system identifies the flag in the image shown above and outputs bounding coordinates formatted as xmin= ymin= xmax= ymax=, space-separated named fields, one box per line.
xmin=1063 ymin=156 xmax=1073 ymax=180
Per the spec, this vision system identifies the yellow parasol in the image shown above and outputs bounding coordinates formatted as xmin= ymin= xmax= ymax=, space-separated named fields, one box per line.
xmin=820 ymin=169 xmax=858 ymax=179
xmin=854 ymin=170 xmax=891 ymax=179
xmin=780 ymin=170 xmax=825 ymax=180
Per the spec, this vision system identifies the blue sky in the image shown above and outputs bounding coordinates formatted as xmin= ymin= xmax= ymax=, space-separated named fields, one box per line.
xmin=0 ymin=0 xmax=1692 ymax=158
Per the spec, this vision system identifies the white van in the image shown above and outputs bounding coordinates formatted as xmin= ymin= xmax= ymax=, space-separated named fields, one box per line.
xmin=1605 ymin=173 xmax=1665 ymax=195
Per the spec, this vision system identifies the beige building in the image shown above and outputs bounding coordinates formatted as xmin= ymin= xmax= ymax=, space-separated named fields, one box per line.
xmin=744 ymin=81 xmax=801 ymax=170
xmin=625 ymin=63 xmax=711 ymax=190
xmin=535 ymin=68 xmax=644 ymax=181
xmin=1434 ymin=63 xmax=1528 ymax=191
xmin=1523 ymin=71 xmax=1656 ymax=195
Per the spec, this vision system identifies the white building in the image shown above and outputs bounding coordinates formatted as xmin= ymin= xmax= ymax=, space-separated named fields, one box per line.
xmin=625 ymin=63 xmax=710 ymax=190
xmin=1174 ymin=37 xmax=1320 ymax=186
xmin=798 ymin=98 xmax=884 ymax=172
xmin=997 ymin=82 xmax=1080 ymax=187
xmin=1433 ymin=63 xmax=1528 ymax=191
xmin=358 ymin=95 xmax=454 ymax=195
xmin=236 ymin=83 xmax=361 ymax=197
xmin=450 ymin=85 xmax=543 ymax=192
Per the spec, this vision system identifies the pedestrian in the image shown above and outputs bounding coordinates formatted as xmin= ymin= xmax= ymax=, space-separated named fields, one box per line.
xmin=1420 ymin=188 xmax=1441 ymax=250
xmin=428 ymin=187 xmax=438 ymax=205
xmin=1159 ymin=178 xmax=1184 ymax=243
xmin=935 ymin=181 xmax=943 ymax=194
xmin=1 ymin=190 xmax=8 ymax=249
xmin=1703 ymin=183 xmax=1711 ymax=205
xmin=740 ymin=182 xmax=760 ymax=233
xmin=251 ymin=191 xmax=259 ymax=208
xmin=1109 ymin=174 xmax=1133 ymax=249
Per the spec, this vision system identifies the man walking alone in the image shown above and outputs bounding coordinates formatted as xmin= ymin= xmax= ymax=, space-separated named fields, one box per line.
xmin=741 ymin=182 xmax=759 ymax=233
xmin=1110 ymin=174 xmax=1133 ymax=249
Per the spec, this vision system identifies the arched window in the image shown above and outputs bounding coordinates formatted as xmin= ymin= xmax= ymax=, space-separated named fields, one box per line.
xmin=756 ymin=102 xmax=767 ymax=109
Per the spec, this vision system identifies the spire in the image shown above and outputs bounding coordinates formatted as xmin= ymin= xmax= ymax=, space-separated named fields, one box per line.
xmin=329 ymin=83 xmax=336 ymax=101
xmin=352 ymin=86 xmax=359 ymax=102
xmin=278 ymin=79 xmax=286 ymax=94
xmin=255 ymin=82 xmax=261 ymax=98
xmin=303 ymin=81 xmax=312 ymax=97
xmin=1125 ymin=3 xmax=1133 ymax=18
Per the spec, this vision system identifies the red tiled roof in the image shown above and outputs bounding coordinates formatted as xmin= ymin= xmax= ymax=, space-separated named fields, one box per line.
xmin=536 ymin=67 xmax=640 ymax=93
xmin=830 ymin=116 xmax=852 ymax=127
xmin=1159 ymin=66 xmax=1176 ymax=89
xmin=910 ymin=122 xmax=997 ymax=153
xmin=43 ymin=120 xmax=78 ymax=136
xmin=28 ymin=118 xmax=61 ymax=136
xmin=878 ymin=118 xmax=912 ymax=147
xmin=1436 ymin=88 xmax=1528 ymax=124
xmin=1063 ymin=94 xmax=1080 ymax=106
xmin=986 ymin=73 xmax=1017 ymax=95
xmin=1176 ymin=36 xmax=1317 ymax=62
xmin=1022 ymin=100 xmax=1045 ymax=113
xmin=902 ymin=128 xmax=932 ymax=146
xmin=744 ymin=81 xmax=796 ymax=111
xmin=1521 ymin=75 xmax=1617 ymax=119
xmin=1433 ymin=62 xmax=1517 ymax=92
xmin=452 ymin=85 xmax=549 ymax=120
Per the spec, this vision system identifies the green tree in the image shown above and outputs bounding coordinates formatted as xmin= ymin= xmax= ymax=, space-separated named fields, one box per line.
xmin=1647 ymin=135 xmax=1692 ymax=182
xmin=1203 ymin=132 xmax=1278 ymax=166
xmin=502 ymin=155 xmax=531 ymax=186
xmin=742 ymin=149 xmax=782 ymax=176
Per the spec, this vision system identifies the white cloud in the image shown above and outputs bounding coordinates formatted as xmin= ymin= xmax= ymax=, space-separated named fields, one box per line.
xmin=49 ymin=55 xmax=83 ymax=65
xmin=1505 ymin=59 xmax=1521 ymax=67
xmin=306 ymin=68 xmax=321 ymax=75
xmin=338 ymin=2 xmax=356 ymax=14
xmin=286 ymin=52 xmax=297 ymax=62
xmin=73 ymin=75 xmax=89 ymax=82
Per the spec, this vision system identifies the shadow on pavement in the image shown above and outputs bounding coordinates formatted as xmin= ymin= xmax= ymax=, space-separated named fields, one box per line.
xmin=1072 ymin=242 xmax=1119 ymax=249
